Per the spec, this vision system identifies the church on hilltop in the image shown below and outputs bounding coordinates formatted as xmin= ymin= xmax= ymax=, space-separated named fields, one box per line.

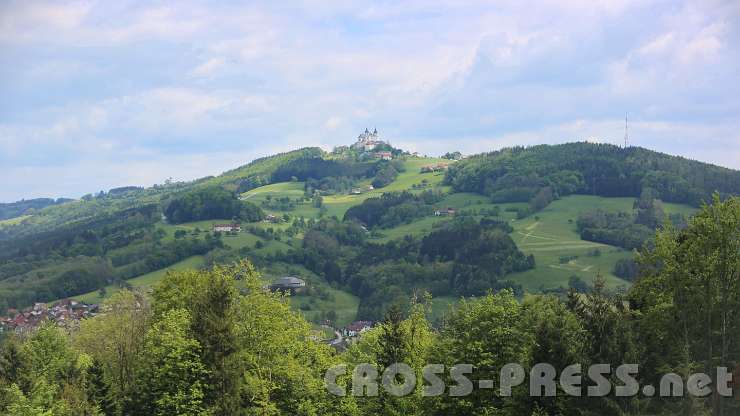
xmin=351 ymin=128 xmax=384 ymax=151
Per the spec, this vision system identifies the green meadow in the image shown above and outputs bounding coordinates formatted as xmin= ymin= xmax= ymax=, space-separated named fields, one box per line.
xmin=72 ymin=255 xmax=206 ymax=304
xmin=0 ymin=215 xmax=32 ymax=228
xmin=66 ymin=156 xmax=697 ymax=324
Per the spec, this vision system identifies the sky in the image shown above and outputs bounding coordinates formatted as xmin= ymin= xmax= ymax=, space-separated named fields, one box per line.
xmin=1 ymin=0 xmax=739 ymax=202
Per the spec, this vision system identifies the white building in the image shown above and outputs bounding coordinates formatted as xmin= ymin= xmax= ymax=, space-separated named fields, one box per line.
xmin=351 ymin=128 xmax=385 ymax=151
xmin=213 ymin=223 xmax=241 ymax=232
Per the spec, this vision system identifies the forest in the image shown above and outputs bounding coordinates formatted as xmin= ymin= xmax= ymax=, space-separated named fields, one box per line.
xmin=293 ymin=216 xmax=534 ymax=319
xmin=164 ymin=187 xmax=264 ymax=224
xmin=0 ymin=202 xmax=225 ymax=310
xmin=0 ymin=198 xmax=74 ymax=221
xmin=445 ymin=142 xmax=740 ymax=210
xmin=0 ymin=195 xmax=737 ymax=415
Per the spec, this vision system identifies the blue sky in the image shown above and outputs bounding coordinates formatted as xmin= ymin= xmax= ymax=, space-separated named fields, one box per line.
xmin=1 ymin=0 xmax=739 ymax=202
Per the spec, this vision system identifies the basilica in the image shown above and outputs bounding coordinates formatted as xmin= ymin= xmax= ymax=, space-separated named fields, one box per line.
xmin=351 ymin=128 xmax=384 ymax=151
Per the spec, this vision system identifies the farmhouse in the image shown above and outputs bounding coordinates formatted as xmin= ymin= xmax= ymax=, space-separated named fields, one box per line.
xmin=342 ymin=320 xmax=374 ymax=337
xmin=350 ymin=185 xmax=374 ymax=195
xmin=434 ymin=207 xmax=456 ymax=216
xmin=374 ymin=151 xmax=393 ymax=160
xmin=213 ymin=223 xmax=241 ymax=232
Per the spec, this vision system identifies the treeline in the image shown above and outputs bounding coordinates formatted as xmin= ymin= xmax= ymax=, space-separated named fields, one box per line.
xmin=0 ymin=234 xmax=222 ymax=312
xmin=446 ymin=142 xmax=740 ymax=209
xmin=209 ymin=147 xmax=326 ymax=192
xmin=305 ymin=176 xmax=358 ymax=196
xmin=0 ymin=198 xmax=73 ymax=221
xmin=164 ymin=187 xmax=263 ymax=224
xmin=0 ymin=204 xmax=161 ymax=262
xmin=0 ymin=203 xmax=224 ymax=311
xmin=0 ymin=257 xmax=114 ymax=311
xmin=290 ymin=217 xmax=533 ymax=319
xmin=343 ymin=190 xmax=444 ymax=228
xmin=371 ymin=159 xmax=406 ymax=188
xmin=271 ymin=157 xmax=375 ymax=182
xmin=577 ymin=188 xmax=688 ymax=250
xmin=1 ymin=196 xmax=737 ymax=415
xmin=577 ymin=210 xmax=653 ymax=250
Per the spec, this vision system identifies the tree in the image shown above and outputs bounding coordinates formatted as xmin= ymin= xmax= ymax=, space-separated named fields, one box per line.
xmin=344 ymin=295 xmax=434 ymax=416
xmin=431 ymin=290 xmax=532 ymax=414
xmin=513 ymin=295 xmax=587 ymax=415
xmin=1 ymin=325 xmax=101 ymax=415
xmin=568 ymin=275 xmax=590 ymax=293
xmin=630 ymin=194 xmax=739 ymax=415
xmin=74 ymin=290 xmax=151 ymax=414
xmin=138 ymin=309 xmax=208 ymax=416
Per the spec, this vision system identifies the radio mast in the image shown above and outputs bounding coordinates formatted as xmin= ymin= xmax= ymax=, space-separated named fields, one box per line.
xmin=624 ymin=113 xmax=629 ymax=148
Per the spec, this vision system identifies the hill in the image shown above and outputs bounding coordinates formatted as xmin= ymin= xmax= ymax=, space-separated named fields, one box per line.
xmin=0 ymin=197 xmax=74 ymax=221
xmin=0 ymin=142 xmax=737 ymax=323
xmin=446 ymin=142 xmax=740 ymax=207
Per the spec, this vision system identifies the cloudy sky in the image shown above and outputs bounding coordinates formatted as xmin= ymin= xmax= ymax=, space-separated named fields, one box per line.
xmin=1 ymin=0 xmax=739 ymax=202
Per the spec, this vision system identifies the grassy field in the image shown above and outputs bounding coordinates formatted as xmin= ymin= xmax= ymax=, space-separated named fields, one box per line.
xmin=70 ymin=159 xmax=697 ymax=317
xmin=0 ymin=215 xmax=32 ymax=228
xmin=254 ymin=262 xmax=360 ymax=327
xmin=240 ymin=182 xmax=322 ymax=219
xmin=290 ymin=288 xmax=360 ymax=328
xmin=157 ymin=218 xmax=292 ymax=253
xmin=370 ymin=216 xmax=449 ymax=242
xmin=72 ymin=255 xmax=206 ymax=304
xmin=366 ymin=192 xmax=697 ymax=293
xmin=239 ymin=156 xmax=452 ymax=221
xmin=322 ymin=157 xmax=451 ymax=219
xmin=506 ymin=195 xmax=696 ymax=292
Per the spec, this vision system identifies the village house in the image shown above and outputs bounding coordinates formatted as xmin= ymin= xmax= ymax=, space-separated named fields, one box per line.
xmin=350 ymin=185 xmax=374 ymax=195
xmin=212 ymin=223 xmax=241 ymax=232
xmin=374 ymin=151 xmax=393 ymax=160
xmin=263 ymin=214 xmax=279 ymax=223
xmin=434 ymin=207 xmax=456 ymax=216
xmin=0 ymin=299 xmax=99 ymax=335
xmin=342 ymin=320 xmax=374 ymax=337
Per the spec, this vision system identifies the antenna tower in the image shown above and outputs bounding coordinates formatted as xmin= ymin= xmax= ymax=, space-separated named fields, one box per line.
xmin=624 ymin=113 xmax=629 ymax=148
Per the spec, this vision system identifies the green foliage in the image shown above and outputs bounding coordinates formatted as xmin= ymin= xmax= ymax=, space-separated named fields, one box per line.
xmin=271 ymin=157 xmax=374 ymax=183
xmin=0 ymin=325 xmax=101 ymax=415
xmin=205 ymin=147 xmax=325 ymax=192
xmin=138 ymin=309 xmax=208 ymax=416
xmin=0 ymin=192 xmax=736 ymax=416
xmin=343 ymin=191 xmax=443 ymax=228
xmin=431 ymin=290 xmax=532 ymax=414
xmin=446 ymin=142 xmax=740 ymax=207
xmin=442 ymin=151 xmax=462 ymax=160
xmin=629 ymin=194 xmax=740 ymax=414
xmin=164 ymin=186 xmax=263 ymax=224
xmin=0 ymin=198 xmax=73 ymax=221
xmin=293 ymin=216 xmax=531 ymax=319
xmin=577 ymin=209 xmax=654 ymax=249
xmin=613 ymin=258 xmax=638 ymax=281
xmin=372 ymin=163 xmax=399 ymax=188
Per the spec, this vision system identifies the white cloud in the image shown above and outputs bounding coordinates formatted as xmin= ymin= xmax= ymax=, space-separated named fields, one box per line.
xmin=0 ymin=0 xmax=738 ymax=201
xmin=189 ymin=57 xmax=227 ymax=78
xmin=324 ymin=116 xmax=342 ymax=130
